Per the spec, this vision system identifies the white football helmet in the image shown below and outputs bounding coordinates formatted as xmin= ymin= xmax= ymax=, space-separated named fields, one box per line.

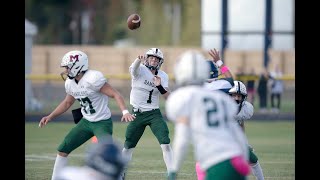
xmin=60 ymin=50 xmax=89 ymax=80
xmin=144 ymin=48 xmax=164 ymax=70
xmin=174 ymin=50 xmax=210 ymax=86
xmin=229 ymin=80 xmax=247 ymax=104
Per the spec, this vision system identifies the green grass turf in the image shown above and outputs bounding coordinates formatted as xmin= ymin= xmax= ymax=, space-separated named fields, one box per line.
xmin=26 ymin=120 xmax=295 ymax=180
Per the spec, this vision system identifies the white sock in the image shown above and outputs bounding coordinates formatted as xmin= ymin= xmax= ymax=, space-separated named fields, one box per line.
xmin=120 ymin=148 xmax=134 ymax=179
xmin=160 ymin=144 xmax=174 ymax=172
xmin=51 ymin=154 xmax=68 ymax=180
xmin=122 ymin=147 xmax=134 ymax=165
xmin=251 ymin=161 xmax=264 ymax=180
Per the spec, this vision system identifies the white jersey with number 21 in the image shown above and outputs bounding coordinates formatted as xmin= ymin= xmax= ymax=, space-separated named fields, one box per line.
xmin=166 ymin=85 xmax=248 ymax=171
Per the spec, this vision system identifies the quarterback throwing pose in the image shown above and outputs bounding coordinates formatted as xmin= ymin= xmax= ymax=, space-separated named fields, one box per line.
xmin=38 ymin=50 xmax=135 ymax=180
xmin=166 ymin=50 xmax=250 ymax=180
xmin=121 ymin=48 xmax=173 ymax=179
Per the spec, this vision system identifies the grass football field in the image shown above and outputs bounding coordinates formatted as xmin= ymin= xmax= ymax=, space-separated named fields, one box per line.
xmin=25 ymin=120 xmax=295 ymax=180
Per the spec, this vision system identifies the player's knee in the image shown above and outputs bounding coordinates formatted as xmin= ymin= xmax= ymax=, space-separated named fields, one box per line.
xmin=57 ymin=142 xmax=74 ymax=154
xmin=158 ymin=136 xmax=170 ymax=145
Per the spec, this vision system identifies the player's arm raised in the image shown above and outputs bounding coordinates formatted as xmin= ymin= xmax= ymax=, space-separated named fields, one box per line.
xmin=208 ymin=48 xmax=233 ymax=79
xmin=130 ymin=55 xmax=144 ymax=78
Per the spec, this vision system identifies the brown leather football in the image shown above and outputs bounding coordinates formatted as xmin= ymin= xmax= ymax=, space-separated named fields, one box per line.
xmin=127 ymin=13 xmax=141 ymax=30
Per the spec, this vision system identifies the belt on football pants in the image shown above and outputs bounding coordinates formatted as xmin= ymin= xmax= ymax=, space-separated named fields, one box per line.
xmin=132 ymin=107 xmax=158 ymax=113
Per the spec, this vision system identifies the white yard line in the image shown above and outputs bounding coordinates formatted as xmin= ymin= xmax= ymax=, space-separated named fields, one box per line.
xmin=25 ymin=153 xmax=86 ymax=161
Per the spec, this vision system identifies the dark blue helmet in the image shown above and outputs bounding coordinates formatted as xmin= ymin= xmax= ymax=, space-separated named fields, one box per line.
xmin=207 ymin=60 xmax=219 ymax=79
xmin=85 ymin=136 xmax=126 ymax=180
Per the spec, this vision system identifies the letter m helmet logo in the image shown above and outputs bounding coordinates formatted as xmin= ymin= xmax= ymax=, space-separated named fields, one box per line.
xmin=69 ymin=55 xmax=79 ymax=63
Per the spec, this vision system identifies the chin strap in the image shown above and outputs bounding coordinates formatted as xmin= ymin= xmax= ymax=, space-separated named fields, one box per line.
xmin=146 ymin=65 xmax=157 ymax=71
xmin=68 ymin=75 xmax=75 ymax=79
xmin=238 ymin=101 xmax=244 ymax=113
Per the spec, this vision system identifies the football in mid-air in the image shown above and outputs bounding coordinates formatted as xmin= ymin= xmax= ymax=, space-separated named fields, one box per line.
xmin=127 ymin=13 xmax=141 ymax=30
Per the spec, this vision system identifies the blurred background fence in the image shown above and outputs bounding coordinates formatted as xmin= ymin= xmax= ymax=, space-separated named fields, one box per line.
xmin=25 ymin=45 xmax=295 ymax=115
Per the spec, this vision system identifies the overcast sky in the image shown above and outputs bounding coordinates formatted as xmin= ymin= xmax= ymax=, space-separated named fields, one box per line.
xmin=201 ymin=0 xmax=294 ymax=50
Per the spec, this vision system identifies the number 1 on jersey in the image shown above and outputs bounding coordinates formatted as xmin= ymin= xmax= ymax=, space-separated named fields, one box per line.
xmin=147 ymin=89 xmax=153 ymax=103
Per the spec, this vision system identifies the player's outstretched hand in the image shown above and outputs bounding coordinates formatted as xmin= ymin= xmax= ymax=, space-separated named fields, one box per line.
xmin=38 ymin=116 xmax=51 ymax=128
xmin=208 ymin=48 xmax=221 ymax=63
xmin=137 ymin=55 xmax=144 ymax=61
xmin=121 ymin=113 xmax=136 ymax=122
